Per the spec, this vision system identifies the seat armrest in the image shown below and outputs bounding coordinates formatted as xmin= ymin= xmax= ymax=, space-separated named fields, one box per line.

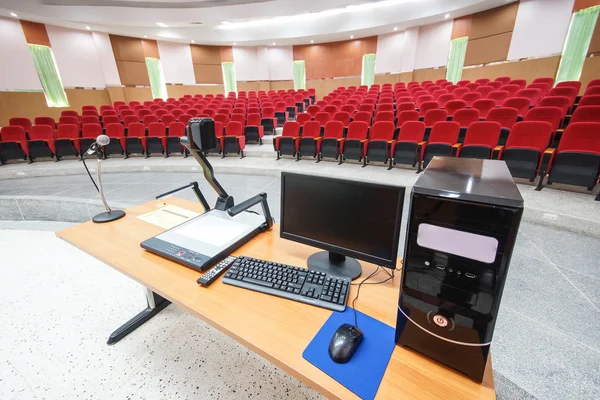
xmin=492 ymin=145 xmax=504 ymax=159
xmin=539 ymin=148 xmax=556 ymax=176
xmin=451 ymin=143 xmax=462 ymax=157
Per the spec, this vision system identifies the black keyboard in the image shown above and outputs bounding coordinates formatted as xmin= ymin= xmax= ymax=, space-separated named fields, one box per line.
xmin=222 ymin=256 xmax=351 ymax=312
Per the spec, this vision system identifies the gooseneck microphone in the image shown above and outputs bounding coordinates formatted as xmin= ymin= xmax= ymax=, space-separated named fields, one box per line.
xmin=82 ymin=134 xmax=126 ymax=223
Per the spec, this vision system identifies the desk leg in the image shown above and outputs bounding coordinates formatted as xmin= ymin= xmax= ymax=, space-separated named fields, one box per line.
xmin=107 ymin=288 xmax=171 ymax=345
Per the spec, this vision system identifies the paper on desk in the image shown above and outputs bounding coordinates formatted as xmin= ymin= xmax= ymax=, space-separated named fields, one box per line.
xmin=137 ymin=205 xmax=200 ymax=229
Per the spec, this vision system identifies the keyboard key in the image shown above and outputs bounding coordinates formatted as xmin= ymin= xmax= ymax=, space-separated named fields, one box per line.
xmin=242 ymin=277 xmax=273 ymax=288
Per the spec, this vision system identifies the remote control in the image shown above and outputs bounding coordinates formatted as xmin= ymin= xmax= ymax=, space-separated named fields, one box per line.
xmin=197 ymin=256 xmax=237 ymax=287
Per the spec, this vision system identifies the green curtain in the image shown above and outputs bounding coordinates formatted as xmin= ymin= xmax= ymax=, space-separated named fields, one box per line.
xmin=446 ymin=36 xmax=469 ymax=84
xmin=361 ymin=53 xmax=376 ymax=86
xmin=145 ymin=57 xmax=168 ymax=100
xmin=293 ymin=60 xmax=306 ymax=90
xmin=556 ymin=5 xmax=600 ymax=83
xmin=222 ymin=62 xmax=237 ymax=94
xmin=28 ymin=44 xmax=69 ymax=107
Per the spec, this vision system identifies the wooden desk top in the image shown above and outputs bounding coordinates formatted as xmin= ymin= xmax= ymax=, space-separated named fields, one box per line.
xmin=57 ymin=198 xmax=496 ymax=400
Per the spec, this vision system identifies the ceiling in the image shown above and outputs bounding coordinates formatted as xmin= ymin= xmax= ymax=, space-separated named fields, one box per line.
xmin=0 ymin=0 xmax=518 ymax=45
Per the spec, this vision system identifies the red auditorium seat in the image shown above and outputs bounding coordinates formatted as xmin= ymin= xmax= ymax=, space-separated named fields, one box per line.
xmin=457 ymin=121 xmax=502 ymax=159
xmin=314 ymin=112 xmax=331 ymax=129
xmin=28 ymin=125 xmax=56 ymax=160
xmin=570 ymin=106 xmax=600 ymax=124
xmin=261 ymin=107 xmax=278 ymax=134
xmin=525 ymin=106 xmax=563 ymax=133
xmin=432 ymin=89 xmax=448 ymax=99
xmin=8 ymin=118 xmax=32 ymax=132
xmin=487 ymin=107 xmax=519 ymax=145
xmin=532 ymin=77 xmax=554 ymax=86
xmin=125 ymin=122 xmax=146 ymax=157
xmin=422 ymin=109 xmax=448 ymax=140
xmin=508 ymin=79 xmax=527 ymax=89
xmin=101 ymin=110 xmax=118 ymax=118
xmin=556 ymin=81 xmax=582 ymax=93
xmin=178 ymin=114 xmax=192 ymax=126
xmin=138 ymin=109 xmax=152 ymax=118
xmin=324 ymin=105 xmax=338 ymax=118
xmin=306 ymin=105 xmax=320 ymax=118
xmin=453 ymin=108 xmax=481 ymax=143
xmin=160 ymin=114 xmax=175 ymax=126
xmin=295 ymin=113 xmax=311 ymax=126
xmin=230 ymin=113 xmax=245 ymax=127
xmin=34 ymin=117 xmax=56 ymax=129
xmin=123 ymin=115 xmax=140 ymax=127
xmin=341 ymin=105 xmax=356 ymax=115
xmin=397 ymin=102 xmax=415 ymax=113
xmin=333 ymin=111 xmax=351 ymax=126
xmin=214 ymin=113 xmax=229 ymax=127
xmin=81 ymin=115 xmax=100 ymax=125
xmin=364 ymin=121 xmax=395 ymax=167
xmin=274 ymin=121 xmax=300 ymax=159
xmin=54 ymin=124 xmax=80 ymax=159
xmin=352 ymin=111 xmax=372 ymax=126
xmin=377 ymin=103 xmax=394 ymax=113
xmin=165 ymin=122 xmax=186 ymax=156
xmin=548 ymin=87 xmax=578 ymax=107
xmin=444 ymin=100 xmax=467 ymax=117
xmin=537 ymin=97 xmax=570 ymax=118
xmin=81 ymin=123 xmax=102 ymax=154
xmin=221 ymin=121 xmax=245 ymax=158
xmin=503 ymin=97 xmax=531 ymax=117
xmin=461 ymin=92 xmax=482 ymax=107
xmin=187 ymin=109 xmax=199 ymax=117
xmin=475 ymin=78 xmax=491 ymax=85
xmin=487 ymin=90 xmax=509 ymax=106
xmin=445 ymin=84 xmax=458 ymax=92
xmin=244 ymin=113 xmax=264 ymax=145
xmin=578 ymin=95 xmax=600 ymax=107
xmin=397 ymin=110 xmax=420 ymax=128
xmin=103 ymin=123 xmax=126 ymax=157
xmin=61 ymin=110 xmax=79 ymax=119
xmin=437 ymin=93 xmax=456 ymax=108
xmin=487 ymin=81 xmax=503 ymax=90
xmin=102 ymin=115 xmax=121 ymax=127
xmin=59 ymin=116 xmax=79 ymax=128
xmin=0 ymin=126 xmax=29 ymax=164
xmin=466 ymin=83 xmax=480 ymax=92
xmin=453 ymin=87 xmax=469 ymax=98
xmin=495 ymin=77 xmax=511 ymax=84
xmin=456 ymin=80 xmax=471 ymax=87
xmin=516 ymin=89 xmax=542 ymax=106
xmin=390 ymin=121 xmax=426 ymax=169
xmin=340 ymin=121 xmax=369 ymax=163
xmin=418 ymin=101 xmax=440 ymax=118
xmin=500 ymin=121 xmax=554 ymax=180
xmin=82 ymin=105 xmax=97 ymax=112
xmin=500 ymin=84 xmax=520 ymax=98
xmin=541 ymin=122 xmax=600 ymax=191
xmin=585 ymin=86 xmax=600 ymax=96
xmin=528 ymin=82 xmax=551 ymax=96
xmin=421 ymin=121 xmax=461 ymax=168
xmin=472 ymin=99 xmax=496 ymax=119
xmin=318 ymin=121 xmax=345 ymax=161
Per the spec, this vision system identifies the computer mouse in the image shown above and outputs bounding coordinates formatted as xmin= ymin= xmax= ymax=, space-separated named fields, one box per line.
xmin=328 ymin=323 xmax=364 ymax=364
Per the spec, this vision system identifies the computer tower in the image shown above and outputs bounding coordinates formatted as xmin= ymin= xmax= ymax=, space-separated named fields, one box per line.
xmin=395 ymin=157 xmax=523 ymax=382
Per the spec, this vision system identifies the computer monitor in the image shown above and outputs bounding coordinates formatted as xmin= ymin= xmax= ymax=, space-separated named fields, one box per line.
xmin=280 ymin=172 xmax=405 ymax=280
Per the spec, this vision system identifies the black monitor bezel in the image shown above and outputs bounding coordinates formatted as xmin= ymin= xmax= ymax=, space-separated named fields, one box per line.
xmin=280 ymin=172 xmax=404 ymax=268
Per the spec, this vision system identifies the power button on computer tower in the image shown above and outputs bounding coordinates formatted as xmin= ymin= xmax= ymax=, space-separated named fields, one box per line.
xmin=432 ymin=314 xmax=448 ymax=328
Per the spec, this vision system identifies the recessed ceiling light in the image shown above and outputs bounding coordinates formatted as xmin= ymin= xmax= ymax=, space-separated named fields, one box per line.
xmin=394 ymin=27 xmax=398 ymax=31
xmin=156 ymin=22 xmax=168 ymax=28
xmin=85 ymin=26 xmax=91 ymax=30
xmin=10 ymin=12 xmax=17 ymax=17
xmin=191 ymin=40 xmax=195 ymax=43
xmin=350 ymin=35 xmax=354 ymax=39
xmin=311 ymin=40 xmax=314 ymax=43
xmin=272 ymin=42 xmax=276 ymax=45
xmin=233 ymin=42 xmax=237 ymax=45
xmin=444 ymin=14 xmax=450 ymax=19
xmin=144 ymin=35 xmax=148 ymax=38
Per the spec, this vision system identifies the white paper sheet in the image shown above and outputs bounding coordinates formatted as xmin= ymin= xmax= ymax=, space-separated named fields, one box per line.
xmin=176 ymin=215 xmax=250 ymax=247
xmin=137 ymin=205 xmax=200 ymax=229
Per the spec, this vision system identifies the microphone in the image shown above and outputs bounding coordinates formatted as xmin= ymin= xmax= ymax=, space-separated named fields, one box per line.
xmin=87 ymin=134 xmax=111 ymax=155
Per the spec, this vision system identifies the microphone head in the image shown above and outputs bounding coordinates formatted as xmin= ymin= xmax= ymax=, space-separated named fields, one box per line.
xmin=97 ymin=135 xmax=110 ymax=146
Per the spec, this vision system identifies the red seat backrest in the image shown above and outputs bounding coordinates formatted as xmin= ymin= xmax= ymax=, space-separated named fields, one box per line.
xmin=585 ymin=86 xmax=600 ymax=96
xmin=214 ymin=113 xmax=229 ymax=125
xmin=548 ymin=87 xmax=577 ymax=104
xmin=81 ymin=116 xmax=99 ymax=125
xmin=302 ymin=121 xmax=321 ymax=139
xmin=226 ymin=121 xmax=243 ymax=137
xmin=487 ymin=90 xmax=509 ymax=106
xmin=377 ymin=103 xmax=394 ymax=113
xmin=127 ymin=122 xmax=145 ymax=138
xmin=570 ymin=106 xmax=600 ymax=124
xmin=556 ymin=81 xmax=582 ymax=93
xmin=102 ymin=115 xmax=120 ymax=126
xmin=579 ymin=95 xmax=600 ymax=106
xmin=352 ymin=111 xmax=372 ymax=125
xmin=123 ymin=116 xmax=139 ymax=127
xmin=370 ymin=121 xmax=395 ymax=141
xmin=515 ymin=89 xmax=542 ymax=105
xmin=179 ymin=114 xmax=192 ymax=126
xmin=423 ymin=109 xmax=448 ymax=127
xmin=0 ymin=126 xmax=27 ymax=142
xmin=524 ymin=106 xmax=563 ymax=131
xmin=419 ymin=101 xmax=440 ymax=117
xmin=472 ymin=99 xmax=496 ymax=118
xmin=59 ymin=116 xmax=79 ymax=126
xmin=453 ymin=87 xmax=469 ymax=98
xmin=503 ymin=97 xmax=531 ymax=116
xmin=34 ymin=117 xmax=56 ymax=128
xmin=487 ymin=108 xmax=518 ymax=129
xmin=8 ymin=118 xmax=32 ymax=131
xmin=346 ymin=121 xmax=369 ymax=140
xmin=314 ymin=112 xmax=331 ymax=126
xmin=475 ymin=78 xmax=491 ymax=85
xmin=82 ymin=123 xmax=102 ymax=138
xmin=374 ymin=111 xmax=395 ymax=123
xmin=444 ymin=100 xmax=467 ymax=116
xmin=295 ymin=113 xmax=311 ymax=126
xmin=527 ymin=83 xmax=551 ymax=96
xmin=61 ymin=110 xmax=79 ymax=118
xmin=29 ymin=125 xmax=54 ymax=141
xmin=323 ymin=121 xmax=344 ymax=139
xmin=437 ymin=94 xmax=456 ymax=108
xmin=456 ymin=80 xmax=470 ymax=87
xmin=463 ymin=122 xmax=502 ymax=148
xmin=56 ymin=124 xmax=79 ymax=140
xmin=452 ymin=109 xmax=480 ymax=128
xmin=262 ymin=107 xmax=275 ymax=118
xmin=466 ymin=83 xmax=480 ymax=92
xmin=505 ymin=121 xmax=553 ymax=153
xmin=397 ymin=121 xmax=426 ymax=142
xmin=397 ymin=110 xmax=420 ymax=127
xmin=168 ymin=122 xmax=185 ymax=138
xmin=161 ymin=114 xmax=176 ymax=125
xmin=487 ymin=81 xmax=503 ymax=90
xmin=475 ymin=86 xmax=494 ymax=97
xmin=246 ymin=113 xmax=261 ymax=126
xmin=324 ymin=105 xmax=338 ymax=116
xmin=537 ymin=96 xmax=570 ymax=117
xmin=428 ymin=122 xmax=460 ymax=144
xmin=105 ymin=123 xmax=124 ymax=138
xmin=557 ymin=122 xmax=600 ymax=154
xmin=397 ymin=102 xmax=416 ymax=113
xmin=281 ymin=121 xmax=301 ymax=138
xmin=461 ymin=92 xmax=481 ymax=107
xmin=532 ymin=77 xmax=554 ymax=86
xmin=495 ymin=77 xmax=511 ymax=84
xmin=333 ymin=112 xmax=351 ymax=126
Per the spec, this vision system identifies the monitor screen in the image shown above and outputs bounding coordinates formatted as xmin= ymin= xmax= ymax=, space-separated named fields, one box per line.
xmin=280 ymin=172 xmax=405 ymax=267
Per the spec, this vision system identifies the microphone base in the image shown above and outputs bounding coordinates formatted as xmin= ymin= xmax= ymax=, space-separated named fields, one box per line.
xmin=92 ymin=210 xmax=126 ymax=223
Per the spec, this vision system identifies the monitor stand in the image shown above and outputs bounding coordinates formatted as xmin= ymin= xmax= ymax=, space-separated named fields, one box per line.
xmin=307 ymin=251 xmax=362 ymax=280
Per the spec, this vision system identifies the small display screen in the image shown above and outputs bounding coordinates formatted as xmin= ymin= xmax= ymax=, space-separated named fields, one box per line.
xmin=417 ymin=223 xmax=498 ymax=264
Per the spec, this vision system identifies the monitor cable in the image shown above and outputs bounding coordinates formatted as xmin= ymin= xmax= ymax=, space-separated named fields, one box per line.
xmin=350 ymin=267 xmax=395 ymax=328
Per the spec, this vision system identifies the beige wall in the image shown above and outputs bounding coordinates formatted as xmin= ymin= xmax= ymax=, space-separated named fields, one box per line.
xmin=580 ymin=56 xmax=600 ymax=95
xmin=461 ymin=56 xmax=561 ymax=84
xmin=167 ymin=84 xmax=226 ymax=97
xmin=413 ymin=67 xmax=447 ymax=83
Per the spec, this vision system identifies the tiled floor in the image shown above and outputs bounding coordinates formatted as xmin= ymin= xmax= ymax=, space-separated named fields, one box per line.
xmin=1 ymin=171 xmax=599 ymax=399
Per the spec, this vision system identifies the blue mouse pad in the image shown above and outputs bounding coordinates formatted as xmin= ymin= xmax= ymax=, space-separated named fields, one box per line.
xmin=302 ymin=308 xmax=396 ymax=400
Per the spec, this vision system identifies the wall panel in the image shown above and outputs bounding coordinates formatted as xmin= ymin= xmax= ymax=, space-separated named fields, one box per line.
xmin=461 ymin=56 xmax=561 ymax=84
xmin=20 ymin=20 xmax=51 ymax=46
xmin=267 ymin=46 xmax=294 ymax=81
xmin=116 ymin=61 xmax=151 ymax=86
xmin=106 ymin=86 xmax=126 ymax=104
xmin=588 ymin=16 xmax=600 ymax=54
xmin=110 ymin=35 xmax=145 ymax=62
xmin=580 ymin=56 xmax=600 ymax=94
xmin=92 ymin=32 xmax=121 ymax=86
xmin=401 ymin=27 xmax=419 ymax=73
xmin=0 ymin=17 xmax=42 ymax=91
xmin=158 ymin=41 xmax=195 ymax=85
xmin=193 ymin=64 xmax=223 ymax=84
xmin=64 ymin=88 xmax=111 ymax=110
xmin=375 ymin=32 xmax=404 ymax=74
xmin=469 ymin=2 xmax=519 ymax=40
xmin=167 ymin=85 xmax=225 ymax=98
xmin=452 ymin=16 xmax=472 ymax=40
xmin=465 ymin=32 xmax=513 ymax=66
xmin=573 ymin=0 xmax=600 ymax=12
xmin=508 ymin=0 xmax=574 ymax=60
xmin=46 ymin=25 xmax=106 ymax=88
xmin=413 ymin=67 xmax=446 ymax=83
xmin=141 ymin=39 xmax=160 ymax=59
xmin=414 ymin=20 xmax=453 ymax=70
xmin=123 ymin=87 xmax=153 ymax=103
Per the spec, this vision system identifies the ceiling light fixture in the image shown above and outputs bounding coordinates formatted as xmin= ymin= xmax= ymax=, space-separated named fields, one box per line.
xmin=217 ymin=0 xmax=416 ymax=29
xmin=272 ymin=42 xmax=276 ymax=45
xmin=144 ymin=35 xmax=148 ymax=38
xmin=350 ymin=35 xmax=354 ymax=39
xmin=394 ymin=27 xmax=398 ymax=31
xmin=191 ymin=40 xmax=195 ymax=43
xmin=10 ymin=12 xmax=17 ymax=17
xmin=444 ymin=14 xmax=450 ymax=19
xmin=233 ymin=42 xmax=237 ymax=45
xmin=311 ymin=40 xmax=314 ymax=43
xmin=85 ymin=26 xmax=91 ymax=30
xmin=156 ymin=22 xmax=168 ymax=28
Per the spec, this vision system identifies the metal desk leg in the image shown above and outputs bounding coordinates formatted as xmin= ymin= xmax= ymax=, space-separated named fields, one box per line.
xmin=107 ymin=288 xmax=171 ymax=345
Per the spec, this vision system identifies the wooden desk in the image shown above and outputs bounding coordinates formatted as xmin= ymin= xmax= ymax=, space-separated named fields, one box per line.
xmin=57 ymin=198 xmax=496 ymax=400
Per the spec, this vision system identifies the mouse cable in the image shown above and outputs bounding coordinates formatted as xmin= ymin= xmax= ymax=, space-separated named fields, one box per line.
xmin=351 ymin=267 xmax=383 ymax=329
